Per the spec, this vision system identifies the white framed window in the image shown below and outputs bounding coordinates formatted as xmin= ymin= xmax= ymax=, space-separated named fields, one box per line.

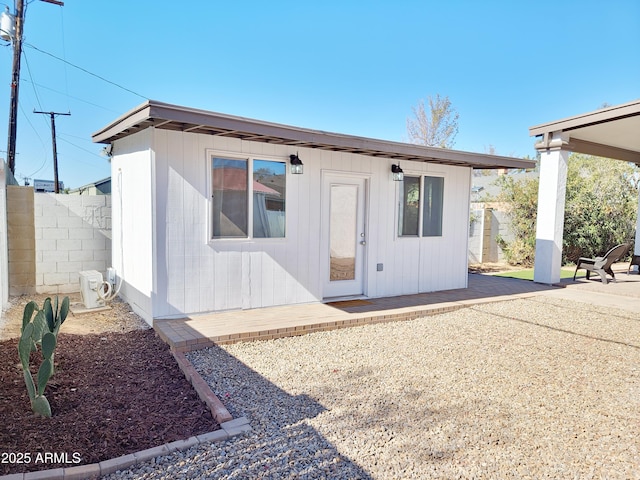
xmin=209 ymin=153 xmax=286 ymax=240
xmin=398 ymin=175 xmax=444 ymax=237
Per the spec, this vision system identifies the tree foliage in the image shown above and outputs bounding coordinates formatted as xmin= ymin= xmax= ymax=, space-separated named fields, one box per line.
xmin=496 ymin=154 xmax=638 ymax=265
xmin=495 ymin=173 xmax=539 ymax=266
xmin=563 ymin=154 xmax=638 ymax=262
xmin=406 ymin=94 xmax=459 ymax=148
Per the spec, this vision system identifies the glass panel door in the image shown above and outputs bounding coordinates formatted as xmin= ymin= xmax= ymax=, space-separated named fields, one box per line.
xmin=330 ymin=184 xmax=358 ymax=281
xmin=322 ymin=175 xmax=367 ymax=298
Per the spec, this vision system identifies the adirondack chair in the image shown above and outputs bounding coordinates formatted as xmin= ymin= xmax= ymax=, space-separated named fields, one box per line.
xmin=573 ymin=243 xmax=629 ymax=284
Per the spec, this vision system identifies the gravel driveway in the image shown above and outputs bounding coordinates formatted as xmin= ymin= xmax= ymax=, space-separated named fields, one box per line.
xmin=107 ymin=295 xmax=639 ymax=479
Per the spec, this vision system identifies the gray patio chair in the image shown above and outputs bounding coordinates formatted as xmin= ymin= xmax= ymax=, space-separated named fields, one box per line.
xmin=573 ymin=243 xmax=629 ymax=284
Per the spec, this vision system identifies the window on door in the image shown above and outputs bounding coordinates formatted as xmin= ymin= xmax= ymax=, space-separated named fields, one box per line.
xmin=398 ymin=175 xmax=444 ymax=237
xmin=211 ymin=156 xmax=286 ymax=239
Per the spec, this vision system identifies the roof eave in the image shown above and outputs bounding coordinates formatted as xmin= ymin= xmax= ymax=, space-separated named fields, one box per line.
xmin=93 ymin=100 xmax=535 ymax=170
xmin=529 ymin=99 xmax=640 ymax=137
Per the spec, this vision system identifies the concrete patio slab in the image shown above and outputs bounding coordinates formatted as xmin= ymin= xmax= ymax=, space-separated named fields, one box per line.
xmin=155 ymin=268 xmax=640 ymax=352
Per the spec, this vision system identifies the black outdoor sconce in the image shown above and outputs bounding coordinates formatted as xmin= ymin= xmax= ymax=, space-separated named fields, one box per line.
xmin=391 ymin=163 xmax=404 ymax=181
xmin=290 ymin=153 xmax=304 ymax=174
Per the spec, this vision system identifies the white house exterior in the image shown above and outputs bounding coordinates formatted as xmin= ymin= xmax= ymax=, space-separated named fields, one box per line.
xmin=93 ymin=101 xmax=533 ymax=324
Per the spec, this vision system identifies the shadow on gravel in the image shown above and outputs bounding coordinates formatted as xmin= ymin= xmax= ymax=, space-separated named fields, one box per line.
xmin=471 ymin=305 xmax=640 ymax=350
xmin=187 ymin=345 xmax=375 ymax=479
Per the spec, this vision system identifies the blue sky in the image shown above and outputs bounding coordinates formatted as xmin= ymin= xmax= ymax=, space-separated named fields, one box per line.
xmin=0 ymin=0 xmax=638 ymax=188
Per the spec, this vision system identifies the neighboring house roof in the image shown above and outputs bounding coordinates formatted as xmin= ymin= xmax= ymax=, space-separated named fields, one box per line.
xmin=93 ymin=100 xmax=535 ymax=170
xmin=68 ymin=177 xmax=111 ymax=194
xmin=529 ymin=99 xmax=640 ymax=164
xmin=212 ymin=167 xmax=280 ymax=196
xmin=470 ymin=170 xmax=538 ymax=203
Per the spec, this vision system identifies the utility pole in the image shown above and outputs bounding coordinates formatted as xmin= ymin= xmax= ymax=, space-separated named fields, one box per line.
xmin=34 ymin=110 xmax=70 ymax=193
xmin=5 ymin=0 xmax=64 ymax=175
xmin=6 ymin=0 xmax=24 ymax=175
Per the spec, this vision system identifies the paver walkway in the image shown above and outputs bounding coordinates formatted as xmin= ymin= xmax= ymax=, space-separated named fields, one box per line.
xmin=154 ymin=268 xmax=640 ymax=352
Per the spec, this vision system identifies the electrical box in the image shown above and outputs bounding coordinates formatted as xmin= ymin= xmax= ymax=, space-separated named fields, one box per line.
xmin=79 ymin=270 xmax=106 ymax=309
xmin=106 ymin=267 xmax=117 ymax=286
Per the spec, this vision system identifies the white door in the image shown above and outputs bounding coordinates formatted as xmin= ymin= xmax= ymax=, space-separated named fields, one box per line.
xmin=322 ymin=175 xmax=367 ymax=298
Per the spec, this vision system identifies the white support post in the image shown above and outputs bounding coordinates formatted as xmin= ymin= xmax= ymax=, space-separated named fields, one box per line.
xmin=533 ymin=133 xmax=569 ymax=284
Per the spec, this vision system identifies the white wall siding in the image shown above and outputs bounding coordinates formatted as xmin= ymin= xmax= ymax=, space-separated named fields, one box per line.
xmin=149 ymin=130 xmax=323 ymax=318
xmin=372 ymin=162 xmax=471 ymax=297
xmin=115 ymin=128 xmax=473 ymax=319
xmin=111 ymin=129 xmax=154 ymax=323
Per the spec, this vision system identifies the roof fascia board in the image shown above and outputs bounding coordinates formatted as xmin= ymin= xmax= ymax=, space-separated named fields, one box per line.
xmin=94 ymin=100 xmax=534 ymax=169
xmin=92 ymin=101 xmax=152 ymax=143
xmin=529 ymin=99 xmax=640 ymax=137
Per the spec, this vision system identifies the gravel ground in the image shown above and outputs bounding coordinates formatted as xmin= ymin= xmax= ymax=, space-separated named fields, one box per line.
xmin=105 ymin=296 xmax=640 ymax=479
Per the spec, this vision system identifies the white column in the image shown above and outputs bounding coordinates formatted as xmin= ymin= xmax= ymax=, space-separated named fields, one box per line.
xmin=533 ymin=134 xmax=569 ymax=284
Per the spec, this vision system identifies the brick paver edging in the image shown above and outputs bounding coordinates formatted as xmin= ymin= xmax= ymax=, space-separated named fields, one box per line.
xmin=1 ymin=345 xmax=249 ymax=480
xmin=170 ymin=350 xmax=233 ymax=424
xmin=164 ymin=304 xmax=468 ymax=352
xmin=0 ymin=417 xmax=250 ymax=480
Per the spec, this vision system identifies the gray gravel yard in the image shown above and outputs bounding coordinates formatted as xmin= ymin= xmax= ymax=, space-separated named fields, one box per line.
xmin=106 ymin=295 xmax=639 ymax=479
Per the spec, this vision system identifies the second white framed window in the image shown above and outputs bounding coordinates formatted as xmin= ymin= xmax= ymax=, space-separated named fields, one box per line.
xmin=398 ymin=175 xmax=444 ymax=237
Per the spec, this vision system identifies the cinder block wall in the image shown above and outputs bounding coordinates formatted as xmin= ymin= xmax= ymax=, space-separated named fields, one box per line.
xmin=468 ymin=207 xmax=513 ymax=264
xmin=468 ymin=208 xmax=484 ymax=264
xmin=34 ymin=194 xmax=112 ymax=294
xmin=6 ymin=186 xmax=36 ymax=295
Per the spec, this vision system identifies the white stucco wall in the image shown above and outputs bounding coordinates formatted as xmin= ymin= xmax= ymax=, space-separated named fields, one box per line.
xmin=112 ymin=127 xmax=472 ymax=321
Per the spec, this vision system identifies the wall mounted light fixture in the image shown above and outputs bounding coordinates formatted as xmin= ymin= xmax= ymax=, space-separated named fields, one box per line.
xmin=290 ymin=153 xmax=304 ymax=174
xmin=391 ymin=163 xmax=404 ymax=181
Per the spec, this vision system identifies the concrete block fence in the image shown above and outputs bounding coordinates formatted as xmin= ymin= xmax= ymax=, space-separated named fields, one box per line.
xmin=35 ymin=192 xmax=111 ymax=294
xmin=6 ymin=186 xmax=112 ymax=295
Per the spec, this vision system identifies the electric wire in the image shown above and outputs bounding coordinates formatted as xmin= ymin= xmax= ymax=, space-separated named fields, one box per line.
xmin=9 ymin=4 xmax=147 ymax=187
xmin=57 ymin=135 xmax=103 ymax=161
xmin=19 ymin=46 xmax=52 ymax=179
xmin=19 ymin=102 xmax=49 ymax=179
xmin=21 ymin=49 xmax=44 ymax=113
xmin=21 ymin=77 xmax=121 ymax=113
xmin=24 ymin=42 xmax=149 ymax=100
xmin=58 ymin=6 xmax=70 ymax=113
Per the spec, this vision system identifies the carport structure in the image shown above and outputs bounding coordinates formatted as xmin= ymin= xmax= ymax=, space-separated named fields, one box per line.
xmin=529 ymin=99 xmax=640 ymax=284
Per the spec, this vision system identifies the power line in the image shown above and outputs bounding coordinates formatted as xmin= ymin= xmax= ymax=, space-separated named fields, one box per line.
xmin=21 ymin=78 xmax=122 ymax=113
xmin=24 ymin=42 xmax=148 ymax=100
xmin=57 ymin=135 xmax=103 ymax=160
xmin=21 ymin=48 xmax=43 ymax=111
xmin=58 ymin=4 xmax=70 ymax=113
xmin=4 ymin=0 xmax=65 ymax=174
xmin=18 ymin=101 xmax=48 ymax=154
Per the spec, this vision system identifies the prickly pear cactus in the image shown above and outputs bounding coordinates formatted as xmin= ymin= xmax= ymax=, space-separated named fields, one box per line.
xmin=17 ymin=296 xmax=68 ymax=418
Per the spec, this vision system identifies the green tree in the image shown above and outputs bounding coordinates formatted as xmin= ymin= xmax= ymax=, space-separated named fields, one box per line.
xmin=496 ymin=154 xmax=638 ymax=265
xmin=495 ymin=172 xmax=539 ymax=266
xmin=563 ymin=154 xmax=638 ymax=262
xmin=406 ymin=94 xmax=459 ymax=148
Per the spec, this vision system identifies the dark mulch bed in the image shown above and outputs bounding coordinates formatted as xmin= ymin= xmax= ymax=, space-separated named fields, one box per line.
xmin=0 ymin=329 xmax=220 ymax=475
